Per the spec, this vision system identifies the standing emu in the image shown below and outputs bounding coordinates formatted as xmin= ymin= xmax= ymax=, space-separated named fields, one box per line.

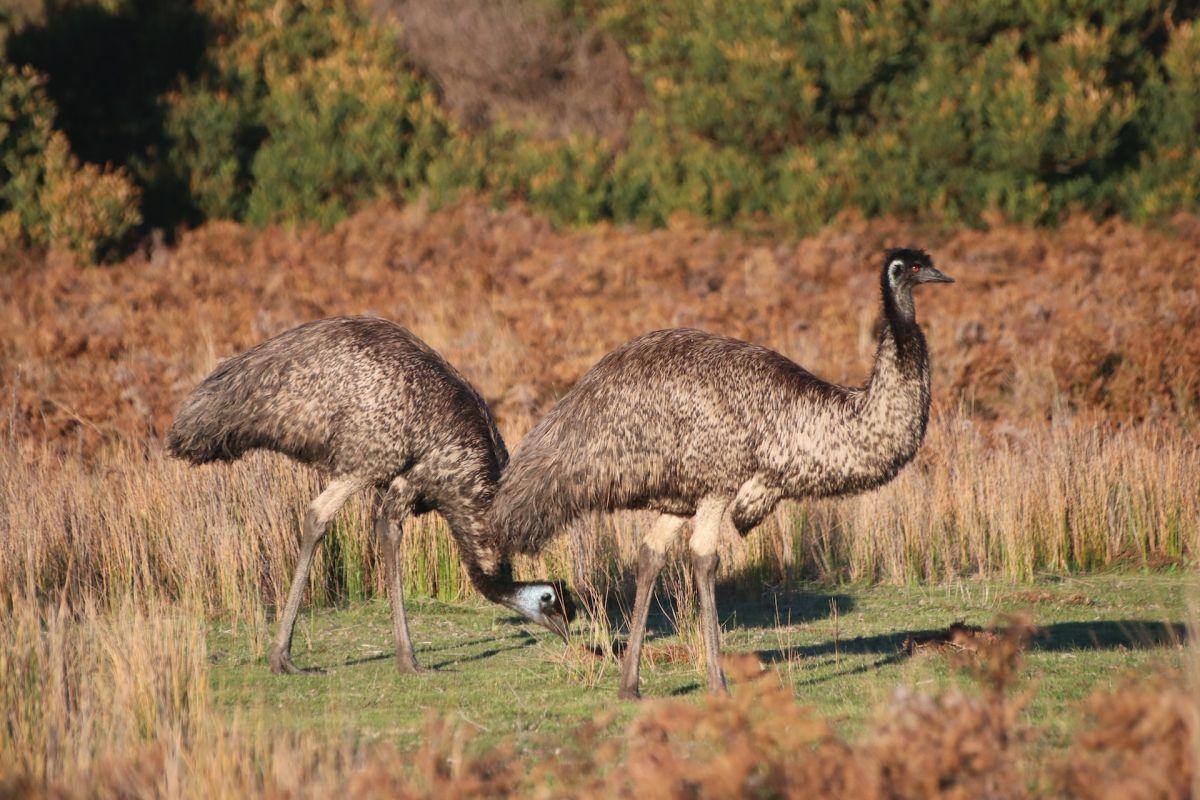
xmin=168 ymin=316 xmax=573 ymax=675
xmin=489 ymin=249 xmax=953 ymax=698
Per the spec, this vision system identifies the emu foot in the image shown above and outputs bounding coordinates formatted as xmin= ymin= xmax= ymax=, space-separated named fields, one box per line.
xmin=617 ymin=685 xmax=642 ymax=701
xmin=269 ymin=647 xmax=324 ymax=675
xmin=706 ymin=675 xmax=730 ymax=697
xmin=394 ymin=656 xmax=423 ymax=675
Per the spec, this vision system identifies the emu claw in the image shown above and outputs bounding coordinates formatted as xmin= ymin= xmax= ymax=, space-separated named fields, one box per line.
xmin=269 ymin=649 xmax=324 ymax=675
xmin=394 ymin=659 xmax=423 ymax=675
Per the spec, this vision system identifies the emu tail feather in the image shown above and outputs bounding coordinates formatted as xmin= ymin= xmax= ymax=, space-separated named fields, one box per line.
xmin=167 ymin=381 xmax=255 ymax=465
xmin=166 ymin=346 xmax=306 ymax=465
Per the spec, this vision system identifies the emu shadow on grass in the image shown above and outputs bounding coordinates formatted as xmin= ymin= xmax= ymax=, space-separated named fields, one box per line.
xmin=333 ymin=630 xmax=541 ymax=672
xmin=754 ymin=619 xmax=1191 ymax=687
xmin=594 ymin=559 xmax=856 ymax=641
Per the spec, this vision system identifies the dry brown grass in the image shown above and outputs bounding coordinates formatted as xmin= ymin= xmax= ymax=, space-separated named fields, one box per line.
xmin=1 ymin=410 xmax=1193 ymax=624
xmin=0 ymin=603 xmax=205 ymax=792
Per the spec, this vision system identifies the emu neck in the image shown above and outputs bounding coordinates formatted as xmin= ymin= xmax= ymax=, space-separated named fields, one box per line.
xmin=878 ymin=280 xmax=926 ymax=380
xmin=845 ymin=279 xmax=932 ymax=483
xmin=439 ymin=506 xmax=518 ymax=604
xmin=882 ymin=281 xmax=918 ymax=344
xmin=466 ymin=559 xmax=518 ymax=604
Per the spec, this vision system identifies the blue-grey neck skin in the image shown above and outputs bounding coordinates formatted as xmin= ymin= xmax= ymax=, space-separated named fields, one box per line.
xmin=885 ymin=272 xmax=917 ymax=322
xmin=465 ymin=552 xmax=573 ymax=640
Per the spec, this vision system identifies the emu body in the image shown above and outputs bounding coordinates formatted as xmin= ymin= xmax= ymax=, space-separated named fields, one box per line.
xmin=490 ymin=250 xmax=952 ymax=698
xmin=169 ymin=316 xmax=571 ymax=675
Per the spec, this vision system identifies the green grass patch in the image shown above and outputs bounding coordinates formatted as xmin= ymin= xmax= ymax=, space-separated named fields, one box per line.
xmin=208 ymin=572 xmax=1194 ymax=757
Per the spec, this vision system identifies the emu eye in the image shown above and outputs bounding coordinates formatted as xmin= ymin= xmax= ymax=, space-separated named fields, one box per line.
xmin=540 ymin=592 xmax=553 ymax=604
xmin=911 ymin=264 xmax=921 ymax=273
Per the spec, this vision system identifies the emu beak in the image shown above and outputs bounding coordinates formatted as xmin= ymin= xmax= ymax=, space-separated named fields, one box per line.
xmin=926 ymin=267 xmax=954 ymax=284
xmin=546 ymin=613 xmax=571 ymax=645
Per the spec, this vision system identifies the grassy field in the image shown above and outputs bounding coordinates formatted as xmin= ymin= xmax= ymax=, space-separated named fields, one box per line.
xmin=208 ymin=573 xmax=1193 ymax=754
xmin=4 ymin=561 xmax=1194 ymax=797
xmin=2 ymin=203 xmax=1197 ymax=796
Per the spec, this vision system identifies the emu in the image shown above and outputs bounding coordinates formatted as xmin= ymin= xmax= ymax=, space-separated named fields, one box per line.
xmin=168 ymin=316 xmax=573 ymax=675
xmin=489 ymin=249 xmax=953 ymax=698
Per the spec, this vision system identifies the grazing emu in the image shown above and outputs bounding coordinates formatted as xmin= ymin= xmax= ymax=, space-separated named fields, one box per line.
xmin=490 ymin=249 xmax=953 ymax=698
xmin=168 ymin=316 xmax=573 ymax=675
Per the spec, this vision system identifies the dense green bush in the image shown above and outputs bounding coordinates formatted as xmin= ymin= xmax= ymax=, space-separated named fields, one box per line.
xmin=597 ymin=0 xmax=1200 ymax=228
xmin=1 ymin=0 xmax=1198 ymax=258
xmin=164 ymin=0 xmax=453 ymax=227
xmin=1120 ymin=18 xmax=1200 ymax=220
xmin=2 ymin=0 xmax=455 ymax=247
xmin=0 ymin=64 xmax=140 ymax=259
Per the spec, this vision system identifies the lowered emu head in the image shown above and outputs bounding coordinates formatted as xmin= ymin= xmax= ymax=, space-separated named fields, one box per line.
xmin=883 ymin=247 xmax=954 ymax=291
xmin=502 ymin=581 xmax=577 ymax=642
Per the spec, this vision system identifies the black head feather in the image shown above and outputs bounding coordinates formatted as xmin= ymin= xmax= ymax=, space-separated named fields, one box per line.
xmin=884 ymin=247 xmax=933 ymax=268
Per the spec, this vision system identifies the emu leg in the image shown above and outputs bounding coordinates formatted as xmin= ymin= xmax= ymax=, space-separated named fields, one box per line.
xmin=618 ymin=544 xmax=667 ymax=700
xmin=270 ymin=476 xmax=365 ymax=675
xmin=378 ymin=511 xmax=421 ymax=674
xmin=619 ymin=513 xmax=686 ymax=699
xmin=689 ymin=496 xmax=729 ymax=695
xmin=692 ymin=550 xmax=727 ymax=695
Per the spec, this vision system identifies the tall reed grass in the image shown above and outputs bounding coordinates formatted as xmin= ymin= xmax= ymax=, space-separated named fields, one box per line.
xmin=0 ymin=599 xmax=207 ymax=790
xmin=2 ymin=415 xmax=1194 ymax=623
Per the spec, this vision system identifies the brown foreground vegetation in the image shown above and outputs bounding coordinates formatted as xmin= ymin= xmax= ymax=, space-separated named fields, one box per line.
xmin=1 ymin=607 xmax=1195 ymax=799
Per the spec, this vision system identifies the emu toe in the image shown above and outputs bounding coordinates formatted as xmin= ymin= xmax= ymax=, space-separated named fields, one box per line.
xmin=269 ymin=648 xmax=324 ymax=675
xmin=394 ymin=657 xmax=423 ymax=675
xmin=617 ymin=686 xmax=642 ymax=701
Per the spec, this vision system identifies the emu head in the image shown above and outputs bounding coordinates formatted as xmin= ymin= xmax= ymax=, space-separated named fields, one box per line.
xmin=504 ymin=581 xmax=577 ymax=643
xmin=883 ymin=247 xmax=954 ymax=291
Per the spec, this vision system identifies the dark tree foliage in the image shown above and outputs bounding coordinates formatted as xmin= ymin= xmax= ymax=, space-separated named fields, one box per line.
xmin=2 ymin=0 xmax=1199 ymax=259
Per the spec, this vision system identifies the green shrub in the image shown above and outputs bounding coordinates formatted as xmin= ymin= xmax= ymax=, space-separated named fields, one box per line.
xmin=600 ymin=0 xmax=1198 ymax=229
xmin=610 ymin=116 xmax=769 ymax=226
xmin=0 ymin=64 xmax=140 ymax=259
xmin=423 ymin=133 xmax=498 ymax=208
xmin=3 ymin=0 xmax=1200 ymax=255
xmin=0 ymin=64 xmax=54 ymax=243
xmin=489 ymin=133 xmax=614 ymax=225
xmin=165 ymin=0 xmax=453 ymax=228
xmin=37 ymin=131 xmax=142 ymax=257
xmin=1118 ymin=18 xmax=1200 ymax=219
xmin=245 ymin=44 xmax=447 ymax=227
xmin=162 ymin=86 xmax=253 ymax=222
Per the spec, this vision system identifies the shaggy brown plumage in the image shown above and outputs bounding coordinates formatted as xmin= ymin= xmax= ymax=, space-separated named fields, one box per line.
xmin=169 ymin=316 xmax=572 ymax=675
xmin=490 ymin=249 xmax=953 ymax=697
